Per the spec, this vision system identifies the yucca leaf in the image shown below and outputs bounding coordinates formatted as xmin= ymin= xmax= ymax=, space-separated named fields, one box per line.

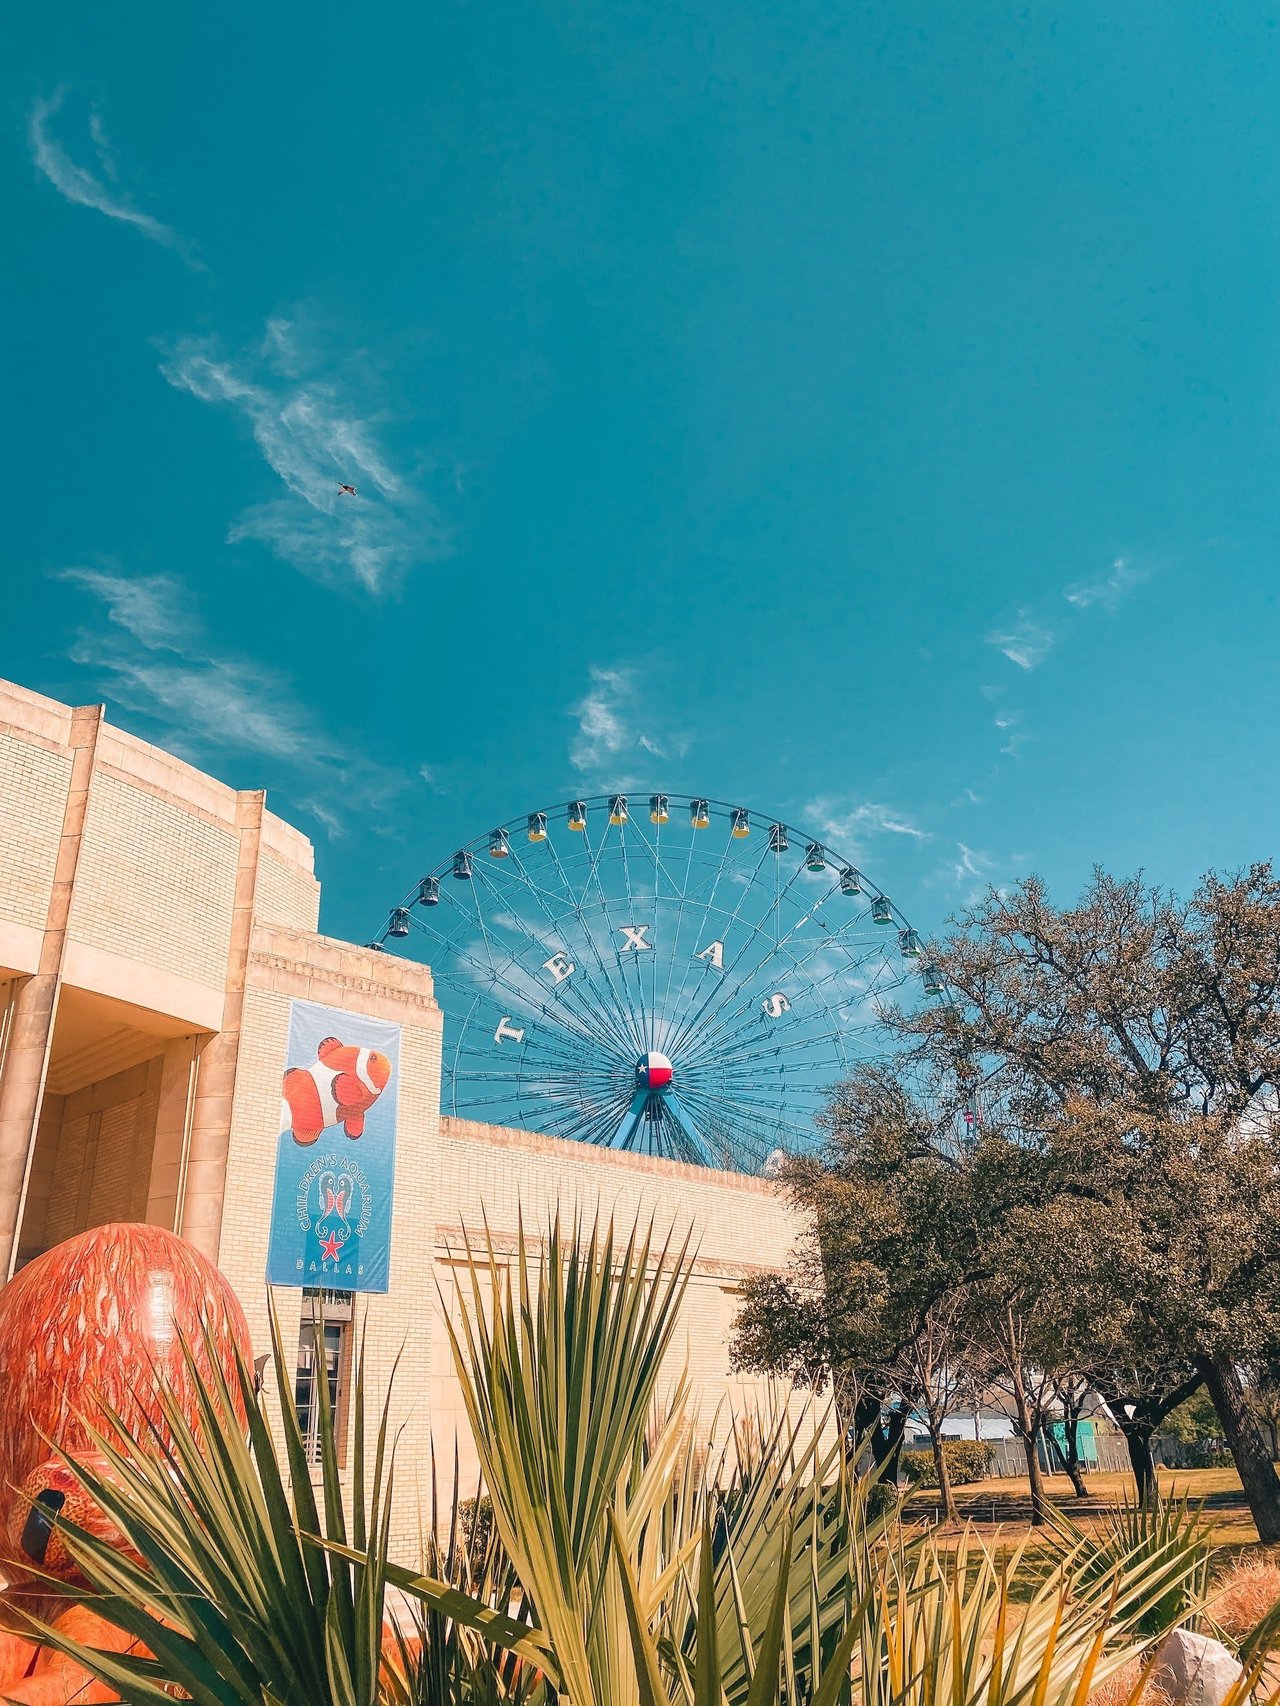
xmin=609 ymin=1504 xmax=672 ymax=1706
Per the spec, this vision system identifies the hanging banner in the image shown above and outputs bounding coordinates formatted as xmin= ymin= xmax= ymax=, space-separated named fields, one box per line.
xmin=265 ymin=998 xmax=401 ymax=1293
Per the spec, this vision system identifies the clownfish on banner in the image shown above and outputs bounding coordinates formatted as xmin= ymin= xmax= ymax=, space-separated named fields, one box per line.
xmin=281 ymin=1036 xmax=393 ymax=1147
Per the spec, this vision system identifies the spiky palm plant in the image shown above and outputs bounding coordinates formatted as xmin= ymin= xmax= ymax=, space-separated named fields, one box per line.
xmin=31 ymin=1214 xmax=1246 ymax=1706
xmin=1050 ymin=1490 xmax=1215 ymax=1638
xmin=392 ymin=1215 xmax=1220 ymax=1706
xmin=25 ymin=1303 xmax=541 ymax=1706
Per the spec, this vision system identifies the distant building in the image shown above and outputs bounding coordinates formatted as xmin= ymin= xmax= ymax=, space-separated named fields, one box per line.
xmin=0 ymin=677 xmax=804 ymax=1551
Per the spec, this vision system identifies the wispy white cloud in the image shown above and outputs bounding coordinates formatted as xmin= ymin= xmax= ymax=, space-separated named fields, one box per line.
xmin=802 ymin=795 xmax=929 ymax=857
xmin=64 ymin=568 xmax=310 ymax=759
xmin=87 ymin=111 xmax=120 ymax=182
xmin=60 ymin=567 xmax=189 ymax=650
xmin=923 ymin=841 xmax=1001 ymax=904
xmin=73 ymin=643 xmax=312 ymax=760
xmin=61 ymin=567 xmax=405 ymax=832
xmin=568 ymin=666 xmax=687 ymax=787
xmin=29 ymin=90 xmax=193 ymax=262
xmin=570 ymin=668 xmax=630 ymax=771
xmin=1064 ymin=555 xmax=1148 ymax=612
xmin=952 ymin=842 xmax=995 ymax=885
xmin=159 ymin=325 xmax=445 ymax=593
xmin=986 ymin=611 xmax=1055 ymax=671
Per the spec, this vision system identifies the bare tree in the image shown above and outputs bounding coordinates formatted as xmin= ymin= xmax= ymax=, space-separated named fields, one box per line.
xmin=900 ymin=1295 xmax=976 ymax=1522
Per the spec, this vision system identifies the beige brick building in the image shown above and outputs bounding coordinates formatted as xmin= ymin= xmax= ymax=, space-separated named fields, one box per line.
xmin=0 ymin=678 xmax=806 ymax=1551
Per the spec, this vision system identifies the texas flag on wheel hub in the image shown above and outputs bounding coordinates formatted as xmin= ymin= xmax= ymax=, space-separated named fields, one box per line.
xmin=636 ymin=1050 xmax=674 ymax=1090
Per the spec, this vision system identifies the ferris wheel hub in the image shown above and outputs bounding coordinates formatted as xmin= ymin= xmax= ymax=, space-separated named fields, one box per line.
xmin=635 ymin=1050 xmax=674 ymax=1091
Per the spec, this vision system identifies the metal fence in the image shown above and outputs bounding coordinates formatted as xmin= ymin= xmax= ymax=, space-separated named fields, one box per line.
xmin=1151 ymin=1438 xmax=1232 ymax=1470
xmin=981 ymin=1435 xmax=1132 ymax=1478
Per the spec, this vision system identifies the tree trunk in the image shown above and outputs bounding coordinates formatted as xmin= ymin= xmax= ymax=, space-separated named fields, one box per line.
xmin=1009 ymin=1361 xmax=1049 ymax=1525
xmin=1089 ymin=1371 xmax=1200 ymax=1504
xmin=872 ymin=1403 xmax=909 ymax=1485
xmin=849 ymin=1392 xmax=908 ymax=1485
xmin=1120 ymin=1421 xmax=1157 ymax=1503
xmin=1054 ymin=1396 xmax=1090 ymax=1498
xmin=1199 ymin=1351 xmax=1280 ymax=1545
xmin=929 ymin=1423 xmax=958 ymax=1523
xmin=1018 ymin=1430 xmax=1048 ymax=1524
xmin=1059 ymin=1419 xmax=1089 ymax=1499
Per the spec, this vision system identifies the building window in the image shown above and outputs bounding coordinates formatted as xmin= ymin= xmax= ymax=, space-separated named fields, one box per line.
xmin=295 ymin=1290 xmax=353 ymax=1466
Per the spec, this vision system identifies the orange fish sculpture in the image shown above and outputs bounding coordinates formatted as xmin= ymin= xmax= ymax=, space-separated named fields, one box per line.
xmin=281 ymin=1034 xmax=392 ymax=1146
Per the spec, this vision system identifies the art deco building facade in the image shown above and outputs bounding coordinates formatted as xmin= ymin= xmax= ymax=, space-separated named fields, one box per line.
xmin=0 ymin=677 xmax=803 ymax=1549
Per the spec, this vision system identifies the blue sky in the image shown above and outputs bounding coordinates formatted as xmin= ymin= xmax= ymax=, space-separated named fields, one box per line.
xmin=5 ymin=2 xmax=1279 ymax=950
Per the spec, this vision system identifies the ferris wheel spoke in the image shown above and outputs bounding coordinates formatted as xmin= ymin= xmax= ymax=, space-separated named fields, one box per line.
xmin=610 ymin=813 xmax=702 ymax=1035
xmin=659 ymin=832 xmax=779 ymax=1063
xmin=670 ymin=871 xmax=856 ymax=1062
xmin=567 ymin=1091 xmax=636 ymax=1152
xmin=660 ymin=818 xmax=703 ymax=1030
xmin=541 ymin=831 xmax=650 ymax=1056
xmin=489 ymin=841 xmax=646 ymax=1062
xmin=675 ymin=915 xmax=894 ymax=1072
xmin=433 ymin=942 xmax=634 ymax=1068
xmin=463 ymin=855 xmax=630 ymax=1057
xmin=466 ymin=856 xmax=642 ymax=1063
xmin=663 ymin=855 xmax=822 ymax=1064
xmin=663 ymin=854 xmax=822 ymax=1064
xmin=679 ymin=1020 xmax=848 ymax=1073
xmin=641 ymin=820 xmax=743 ymax=1050
xmin=702 ymin=1099 xmax=809 ymax=1159
xmin=669 ymin=1080 xmax=777 ymax=1167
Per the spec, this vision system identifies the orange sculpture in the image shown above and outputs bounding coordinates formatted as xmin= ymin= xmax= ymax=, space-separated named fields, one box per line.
xmin=0 ymin=1223 xmax=253 ymax=1703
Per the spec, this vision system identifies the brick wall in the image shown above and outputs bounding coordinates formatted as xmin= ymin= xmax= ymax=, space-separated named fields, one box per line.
xmin=429 ymin=1117 xmax=807 ymax=1491
xmin=67 ymin=772 xmax=241 ymax=991
xmin=35 ymin=1058 xmax=162 ymax=1249
xmin=0 ymin=732 xmax=71 ymax=933
xmin=254 ymin=853 xmax=321 ymax=933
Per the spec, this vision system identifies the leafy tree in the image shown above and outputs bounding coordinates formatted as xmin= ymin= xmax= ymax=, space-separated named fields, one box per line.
xmin=1246 ymin=1361 xmax=1280 ymax=1458
xmin=897 ymin=866 xmax=1280 ymax=1540
xmin=1157 ymin=1387 xmax=1223 ymax=1445
xmin=730 ymin=1068 xmax=981 ymax=1481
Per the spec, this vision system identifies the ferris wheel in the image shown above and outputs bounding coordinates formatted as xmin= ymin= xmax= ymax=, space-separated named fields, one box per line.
xmin=376 ymin=794 xmax=944 ymax=1176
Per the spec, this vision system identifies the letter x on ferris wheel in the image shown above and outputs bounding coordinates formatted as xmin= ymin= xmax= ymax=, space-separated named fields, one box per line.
xmin=376 ymin=794 xmax=946 ymax=1176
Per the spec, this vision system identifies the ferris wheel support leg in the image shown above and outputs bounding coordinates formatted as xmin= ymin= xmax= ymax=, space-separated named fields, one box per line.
xmin=610 ymin=1086 xmax=652 ymax=1154
xmin=663 ymin=1090 xmax=717 ymax=1170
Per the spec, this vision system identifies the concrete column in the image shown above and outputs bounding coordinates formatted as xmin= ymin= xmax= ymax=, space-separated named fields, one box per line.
xmin=0 ymin=705 xmax=102 ymax=1278
xmin=180 ymin=792 xmax=264 ymax=1261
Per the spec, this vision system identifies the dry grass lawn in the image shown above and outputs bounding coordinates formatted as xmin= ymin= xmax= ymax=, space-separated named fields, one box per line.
xmin=903 ymin=1466 xmax=1267 ymax=1554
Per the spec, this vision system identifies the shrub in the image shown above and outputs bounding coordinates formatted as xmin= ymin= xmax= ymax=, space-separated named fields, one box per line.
xmin=457 ymin=1492 xmax=495 ymax=1562
xmin=1211 ymin=1557 xmax=1280 ymax=1642
xmin=900 ymin=1440 xmax=996 ymax=1487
